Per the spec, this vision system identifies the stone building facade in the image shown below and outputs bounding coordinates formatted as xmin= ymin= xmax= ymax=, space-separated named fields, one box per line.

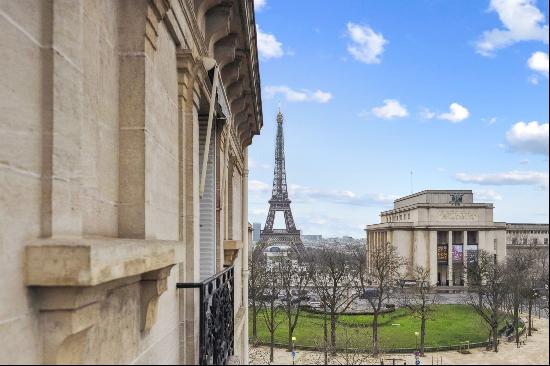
xmin=0 ymin=0 xmax=261 ymax=364
xmin=366 ymin=190 xmax=507 ymax=287
xmin=506 ymin=223 xmax=549 ymax=261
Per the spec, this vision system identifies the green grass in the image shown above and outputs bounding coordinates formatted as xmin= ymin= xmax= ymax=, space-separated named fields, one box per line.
xmin=250 ymin=304 xmax=493 ymax=350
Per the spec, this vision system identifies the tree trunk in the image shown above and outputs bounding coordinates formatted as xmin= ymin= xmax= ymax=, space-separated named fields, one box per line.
xmin=252 ymin=299 xmax=257 ymax=344
xmin=324 ymin=304 xmax=328 ymax=365
xmin=330 ymin=312 xmax=337 ymax=353
xmin=270 ymin=301 xmax=275 ymax=363
xmin=420 ymin=316 xmax=426 ymax=356
xmin=527 ymin=299 xmax=533 ymax=336
xmin=372 ymin=313 xmax=379 ymax=356
xmin=492 ymin=324 xmax=498 ymax=352
xmin=514 ymin=304 xmax=520 ymax=348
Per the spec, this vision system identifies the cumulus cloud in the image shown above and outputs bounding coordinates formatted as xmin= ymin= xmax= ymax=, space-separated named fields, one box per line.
xmin=256 ymin=25 xmax=283 ymax=59
xmin=423 ymin=103 xmax=470 ymax=123
xmin=527 ymin=51 xmax=549 ymax=77
xmin=371 ymin=99 xmax=409 ymax=119
xmin=476 ymin=0 xmax=549 ymax=56
xmin=254 ymin=0 xmax=267 ymax=11
xmin=437 ymin=103 xmax=470 ymax=122
xmin=506 ymin=121 xmax=549 ymax=155
xmin=455 ymin=170 xmax=549 ymax=188
xmin=346 ymin=22 xmax=387 ymax=64
xmin=264 ymin=85 xmax=333 ymax=103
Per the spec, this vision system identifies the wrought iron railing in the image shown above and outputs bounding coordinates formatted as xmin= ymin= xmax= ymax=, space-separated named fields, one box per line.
xmin=177 ymin=266 xmax=234 ymax=365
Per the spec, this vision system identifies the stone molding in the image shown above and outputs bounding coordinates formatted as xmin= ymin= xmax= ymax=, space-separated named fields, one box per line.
xmin=26 ymin=238 xmax=180 ymax=364
xmin=25 ymin=237 xmax=180 ymax=286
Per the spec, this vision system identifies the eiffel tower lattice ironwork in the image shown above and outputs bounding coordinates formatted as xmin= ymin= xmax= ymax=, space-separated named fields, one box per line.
xmin=259 ymin=111 xmax=303 ymax=251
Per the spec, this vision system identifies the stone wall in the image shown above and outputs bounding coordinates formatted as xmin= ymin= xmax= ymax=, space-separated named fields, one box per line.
xmin=0 ymin=0 xmax=261 ymax=364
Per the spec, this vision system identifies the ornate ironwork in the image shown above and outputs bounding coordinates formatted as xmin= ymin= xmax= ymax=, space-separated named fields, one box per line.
xmin=259 ymin=111 xmax=303 ymax=252
xmin=177 ymin=266 xmax=234 ymax=365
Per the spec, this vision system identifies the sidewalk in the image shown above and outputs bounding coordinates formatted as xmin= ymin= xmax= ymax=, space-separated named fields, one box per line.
xmin=250 ymin=317 xmax=549 ymax=365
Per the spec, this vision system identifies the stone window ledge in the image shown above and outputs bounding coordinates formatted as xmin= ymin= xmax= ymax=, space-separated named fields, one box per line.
xmin=25 ymin=237 xmax=181 ymax=287
xmin=25 ymin=237 xmax=182 ymax=364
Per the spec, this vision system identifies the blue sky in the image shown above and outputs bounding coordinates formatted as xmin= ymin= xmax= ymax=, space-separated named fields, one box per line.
xmin=247 ymin=0 xmax=549 ymax=238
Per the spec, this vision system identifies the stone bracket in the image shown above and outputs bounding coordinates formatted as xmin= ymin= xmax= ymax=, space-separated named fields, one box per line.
xmin=223 ymin=240 xmax=242 ymax=266
xmin=140 ymin=265 xmax=175 ymax=332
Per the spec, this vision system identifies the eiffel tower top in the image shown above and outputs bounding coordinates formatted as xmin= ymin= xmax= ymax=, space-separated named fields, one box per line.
xmin=258 ymin=111 xmax=303 ymax=252
xmin=277 ymin=109 xmax=284 ymax=123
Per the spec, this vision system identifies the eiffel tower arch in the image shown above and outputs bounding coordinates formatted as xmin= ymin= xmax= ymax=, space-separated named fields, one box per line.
xmin=258 ymin=111 xmax=304 ymax=253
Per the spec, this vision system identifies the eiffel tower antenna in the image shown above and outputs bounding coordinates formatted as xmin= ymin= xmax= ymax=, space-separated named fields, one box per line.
xmin=259 ymin=110 xmax=303 ymax=252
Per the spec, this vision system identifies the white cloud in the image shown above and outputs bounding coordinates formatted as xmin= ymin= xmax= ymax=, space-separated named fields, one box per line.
xmin=248 ymin=159 xmax=272 ymax=171
xmin=527 ymin=51 xmax=549 ymax=77
xmin=436 ymin=103 xmax=470 ymax=123
xmin=256 ymin=25 xmax=283 ymax=59
xmin=528 ymin=75 xmax=540 ymax=84
xmin=474 ymin=189 xmax=503 ymax=201
xmin=254 ymin=0 xmax=267 ymax=11
xmin=371 ymin=99 xmax=409 ymax=119
xmin=455 ymin=170 xmax=549 ymax=188
xmin=264 ymin=85 xmax=333 ymax=103
xmin=482 ymin=116 xmax=498 ymax=124
xmin=249 ymin=180 xmax=271 ymax=193
xmin=506 ymin=121 xmax=549 ymax=155
xmin=346 ymin=22 xmax=387 ymax=64
xmin=421 ymin=103 xmax=470 ymax=123
xmin=248 ymin=180 xmax=396 ymax=207
xmin=476 ymin=0 xmax=549 ymax=56
xmin=288 ymin=184 xmax=397 ymax=206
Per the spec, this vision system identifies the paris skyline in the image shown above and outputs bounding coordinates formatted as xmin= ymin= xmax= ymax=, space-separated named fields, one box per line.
xmin=248 ymin=0 xmax=549 ymax=238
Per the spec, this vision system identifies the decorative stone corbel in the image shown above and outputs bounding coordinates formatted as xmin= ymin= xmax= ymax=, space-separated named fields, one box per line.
xmin=224 ymin=240 xmax=242 ymax=266
xmin=140 ymin=265 xmax=175 ymax=332
xmin=36 ymin=288 xmax=102 ymax=365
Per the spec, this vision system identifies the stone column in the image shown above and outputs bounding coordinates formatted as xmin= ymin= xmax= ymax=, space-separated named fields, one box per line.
xmin=241 ymin=148 xmax=249 ymax=365
xmin=429 ymin=230 xmax=438 ymax=285
xmin=463 ymin=230 xmax=468 ymax=286
xmin=176 ymin=52 xmax=202 ymax=365
xmin=447 ymin=231 xmax=453 ymax=286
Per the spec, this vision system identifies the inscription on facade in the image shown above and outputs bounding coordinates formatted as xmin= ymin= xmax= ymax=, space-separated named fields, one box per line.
xmin=438 ymin=209 xmax=479 ymax=221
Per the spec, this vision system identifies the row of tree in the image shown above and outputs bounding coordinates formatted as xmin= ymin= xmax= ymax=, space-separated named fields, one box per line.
xmin=249 ymin=239 xmax=549 ymax=363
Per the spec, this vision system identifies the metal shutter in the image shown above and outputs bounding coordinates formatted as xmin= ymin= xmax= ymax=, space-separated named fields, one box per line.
xmin=199 ymin=121 xmax=216 ymax=280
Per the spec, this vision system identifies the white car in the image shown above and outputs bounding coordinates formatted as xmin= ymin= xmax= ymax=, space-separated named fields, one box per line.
xmin=308 ymin=301 xmax=321 ymax=308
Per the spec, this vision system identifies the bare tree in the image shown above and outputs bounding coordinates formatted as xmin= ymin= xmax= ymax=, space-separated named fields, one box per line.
xmin=399 ymin=266 xmax=439 ymax=356
xmin=361 ymin=242 xmax=405 ymax=356
xmin=465 ymin=250 xmax=508 ymax=352
xmin=249 ymin=244 xmax=265 ymax=345
xmin=505 ymin=246 xmax=531 ymax=348
xmin=258 ymin=256 xmax=284 ymax=363
xmin=309 ymin=245 xmax=356 ymax=354
xmin=276 ymin=251 xmax=310 ymax=350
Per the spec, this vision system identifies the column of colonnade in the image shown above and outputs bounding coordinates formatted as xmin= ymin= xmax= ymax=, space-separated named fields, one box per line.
xmin=447 ymin=231 xmax=452 ymax=286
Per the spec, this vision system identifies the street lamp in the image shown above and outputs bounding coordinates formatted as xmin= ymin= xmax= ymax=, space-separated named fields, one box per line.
xmin=414 ymin=331 xmax=419 ymax=351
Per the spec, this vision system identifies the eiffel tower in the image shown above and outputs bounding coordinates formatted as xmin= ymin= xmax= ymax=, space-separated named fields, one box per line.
xmin=259 ymin=111 xmax=304 ymax=252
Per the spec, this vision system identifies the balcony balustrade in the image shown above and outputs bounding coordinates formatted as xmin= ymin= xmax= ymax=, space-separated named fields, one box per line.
xmin=177 ymin=266 xmax=234 ymax=365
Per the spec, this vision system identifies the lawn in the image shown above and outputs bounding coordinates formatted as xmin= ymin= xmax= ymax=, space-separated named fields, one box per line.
xmin=250 ymin=304 xmax=493 ymax=350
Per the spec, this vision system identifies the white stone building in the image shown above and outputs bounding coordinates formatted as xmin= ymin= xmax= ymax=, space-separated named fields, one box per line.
xmin=0 ymin=0 xmax=261 ymax=364
xmin=366 ymin=190 xmax=507 ymax=287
